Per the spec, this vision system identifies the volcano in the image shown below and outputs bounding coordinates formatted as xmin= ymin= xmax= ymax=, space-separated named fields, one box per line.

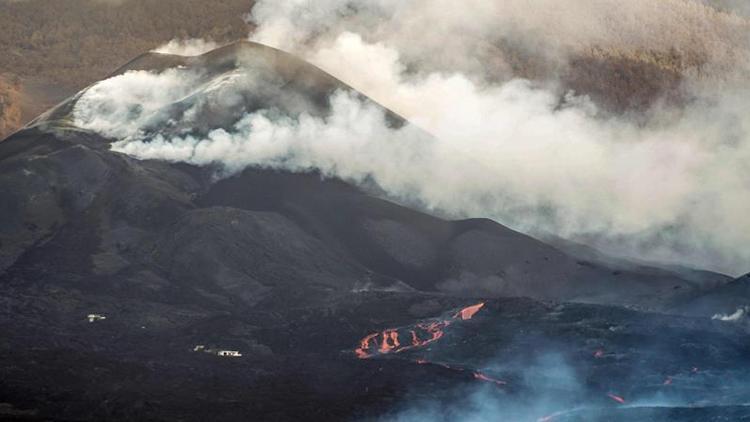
xmin=0 ymin=42 xmax=748 ymax=421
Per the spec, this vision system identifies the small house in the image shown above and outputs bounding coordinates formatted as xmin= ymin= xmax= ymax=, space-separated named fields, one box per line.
xmin=87 ymin=314 xmax=106 ymax=323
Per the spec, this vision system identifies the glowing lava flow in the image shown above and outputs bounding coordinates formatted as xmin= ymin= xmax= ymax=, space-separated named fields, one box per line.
xmin=414 ymin=359 xmax=463 ymax=371
xmin=355 ymin=333 xmax=379 ymax=359
xmin=455 ymin=302 xmax=484 ymax=320
xmin=473 ymin=371 xmax=507 ymax=386
xmin=415 ymin=359 xmax=507 ymax=388
xmin=354 ymin=302 xmax=485 ymax=359
xmin=379 ymin=329 xmax=400 ymax=353
xmin=607 ymin=393 xmax=626 ymax=404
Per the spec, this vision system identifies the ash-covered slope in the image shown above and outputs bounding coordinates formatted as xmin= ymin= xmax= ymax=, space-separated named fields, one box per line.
xmin=3 ymin=41 xmax=727 ymax=310
xmin=1 ymin=118 xmax=711 ymax=313
xmin=0 ymin=42 xmax=745 ymax=421
xmin=673 ymin=273 xmax=750 ymax=318
xmin=29 ymin=41 xmax=400 ymax=134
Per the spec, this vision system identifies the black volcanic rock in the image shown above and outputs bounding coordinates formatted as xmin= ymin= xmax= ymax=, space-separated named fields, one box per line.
xmin=674 ymin=273 xmax=750 ymax=317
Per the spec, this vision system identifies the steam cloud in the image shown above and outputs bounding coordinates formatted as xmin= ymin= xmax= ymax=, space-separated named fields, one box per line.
xmin=377 ymin=353 xmax=586 ymax=422
xmin=153 ymin=38 xmax=220 ymax=56
xmin=73 ymin=0 xmax=750 ymax=276
xmin=371 ymin=348 xmax=750 ymax=421
xmin=712 ymin=306 xmax=749 ymax=322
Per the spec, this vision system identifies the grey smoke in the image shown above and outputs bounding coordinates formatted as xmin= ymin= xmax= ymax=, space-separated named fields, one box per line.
xmin=247 ymin=0 xmax=750 ymax=86
xmin=712 ymin=306 xmax=749 ymax=322
xmin=152 ymin=38 xmax=221 ymax=56
xmin=71 ymin=1 xmax=750 ymax=276
xmin=375 ymin=353 xmax=585 ymax=422
xmin=370 ymin=349 xmax=750 ymax=422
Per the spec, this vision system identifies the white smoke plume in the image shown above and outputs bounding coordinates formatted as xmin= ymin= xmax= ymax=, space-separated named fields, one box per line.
xmin=248 ymin=0 xmax=750 ymax=87
xmin=378 ymin=353 xmax=586 ymax=422
xmin=712 ymin=306 xmax=749 ymax=322
xmin=73 ymin=69 xmax=203 ymax=139
xmin=152 ymin=38 xmax=220 ymax=56
xmin=72 ymin=0 xmax=750 ymax=276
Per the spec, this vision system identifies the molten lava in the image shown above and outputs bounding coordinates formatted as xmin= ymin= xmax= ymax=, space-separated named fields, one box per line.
xmin=473 ymin=371 xmax=507 ymax=386
xmin=414 ymin=359 xmax=463 ymax=371
xmin=354 ymin=302 xmax=485 ymax=359
xmin=455 ymin=302 xmax=485 ymax=320
xmin=355 ymin=333 xmax=379 ymax=359
xmin=415 ymin=359 xmax=507 ymax=388
xmin=415 ymin=321 xmax=448 ymax=345
xmin=379 ymin=329 xmax=400 ymax=353
xmin=607 ymin=393 xmax=626 ymax=404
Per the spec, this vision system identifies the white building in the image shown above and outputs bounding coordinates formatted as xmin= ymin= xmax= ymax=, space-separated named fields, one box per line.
xmin=192 ymin=345 xmax=242 ymax=357
xmin=87 ymin=314 xmax=106 ymax=323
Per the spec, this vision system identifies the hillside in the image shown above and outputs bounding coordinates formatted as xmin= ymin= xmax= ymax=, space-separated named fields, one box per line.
xmin=0 ymin=0 xmax=252 ymax=138
xmin=3 ymin=0 xmax=750 ymax=139
xmin=0 ymin=74 xmax=22 ymax=137
xmin=1 ymin=41 xmax=748 ymax=421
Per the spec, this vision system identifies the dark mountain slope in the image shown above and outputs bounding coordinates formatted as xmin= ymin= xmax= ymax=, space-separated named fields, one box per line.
xmin=674 ymin=273 xmax=750 ymax=317
xmin=1 ymin=124 xmax=710 ymax=312
xmin=1 ymin=41 xmax=728 ymax=311
xmin=198 ymin=166 xmax=715 ymax=308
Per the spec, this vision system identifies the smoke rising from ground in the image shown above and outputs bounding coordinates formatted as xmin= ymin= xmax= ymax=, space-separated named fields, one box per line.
xmin=248 ymin=0 xmax=750 ymax=87
xmin=152 ymin=38 xmax=220 ymax=56
xmin=72 ymin=0 xmax=750 ymax=276
xmin=712 ymin=306 xmax=749 ymax=322
xmin=246 ymin=0 xmax=750 ymax=275
xmin=371 ymin=347 xmax=750 ymax=422
xmin=376 ymin=353 xmax=585 ymax=422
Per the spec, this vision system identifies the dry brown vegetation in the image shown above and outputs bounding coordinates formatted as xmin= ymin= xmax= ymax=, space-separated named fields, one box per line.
xmin=488 ymin=0 xmax=750 ymax=113
xmin=0 ymin=0 xmax=251 ymax=86
xmin=1 ymin=0 xmax=748 ymax=138
xmin=563 ymin=50 xmax=687 ymax=114
xmin=0 ymin=0 xmax=252 ymax=138
xmin=0 ymin=74 xmax=22 ymax=137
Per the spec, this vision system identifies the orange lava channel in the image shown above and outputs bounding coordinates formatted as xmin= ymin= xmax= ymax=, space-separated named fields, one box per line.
xmin=607 ymin=393 xmax=626 ymax=404
xmin=456 ymin=303 xmax=485 ymax=320
xmin=473 ymin=371 xmax=507 ymax=386
xmin=354 ymin=302 xmax=485 ymax=359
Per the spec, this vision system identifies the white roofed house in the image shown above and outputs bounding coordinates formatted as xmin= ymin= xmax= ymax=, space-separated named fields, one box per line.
xmin=193 ymin=345 xmax=242 ymax=357
xmin=87 ymin=314 xmax=106 ymax=323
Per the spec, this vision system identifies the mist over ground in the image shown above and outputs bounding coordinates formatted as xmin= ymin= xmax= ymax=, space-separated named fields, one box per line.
xmin=74 ymin=0 xmax=750 ymax=276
